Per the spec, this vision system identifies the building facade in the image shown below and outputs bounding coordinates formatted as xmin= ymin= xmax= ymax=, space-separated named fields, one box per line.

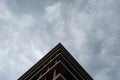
xmin=18 ymin=43 xmax=93 ymax=80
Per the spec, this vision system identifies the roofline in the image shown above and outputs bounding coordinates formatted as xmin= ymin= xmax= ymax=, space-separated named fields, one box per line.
xmin=18 ymin=43 xmax=93 ymax=80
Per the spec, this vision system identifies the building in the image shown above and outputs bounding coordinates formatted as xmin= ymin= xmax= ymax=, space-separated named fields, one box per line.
xmin=18 ymin=43 xmax=93 ymax=80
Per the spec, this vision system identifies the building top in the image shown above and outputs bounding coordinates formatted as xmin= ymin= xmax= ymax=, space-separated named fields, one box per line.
xmin=18 ymin=43 xmax=93 ymax=80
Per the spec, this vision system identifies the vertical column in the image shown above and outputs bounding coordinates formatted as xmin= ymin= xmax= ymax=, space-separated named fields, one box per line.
xmin=39 ymin=73 xmax=42 ymax=78
xmin=55 ymin=60 xmax=57 ymax=64
xmin=47 ymin=65 xmax=49 ymax=71
xmin=53 ymin=69 xmax=56 ymax=79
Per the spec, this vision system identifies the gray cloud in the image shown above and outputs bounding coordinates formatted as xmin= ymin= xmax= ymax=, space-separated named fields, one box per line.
xmin=0 ymin=0 xmax=120 ymax=80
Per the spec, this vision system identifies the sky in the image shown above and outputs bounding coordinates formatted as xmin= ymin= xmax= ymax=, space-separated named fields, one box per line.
xmin=0 ymin=0 xmax=120 ymax=80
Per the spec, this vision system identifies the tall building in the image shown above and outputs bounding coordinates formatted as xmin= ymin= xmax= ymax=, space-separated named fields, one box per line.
xmin=18 ymin=43 xmax=93 ymax=80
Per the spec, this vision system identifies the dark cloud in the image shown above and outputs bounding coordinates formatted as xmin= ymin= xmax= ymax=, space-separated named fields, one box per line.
xmin=5 ymin=0 xmax=60 ymax=15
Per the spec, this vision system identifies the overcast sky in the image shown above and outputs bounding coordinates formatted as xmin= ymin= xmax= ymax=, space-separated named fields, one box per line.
xmin=0 ymin=0 xmax=120 ymax=80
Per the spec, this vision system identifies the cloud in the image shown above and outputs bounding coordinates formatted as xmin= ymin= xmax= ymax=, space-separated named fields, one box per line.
xmin=0 ymin=0 xmax=38 ymax=79
xmin=0 ymin=0 xmax=120 ymax=80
